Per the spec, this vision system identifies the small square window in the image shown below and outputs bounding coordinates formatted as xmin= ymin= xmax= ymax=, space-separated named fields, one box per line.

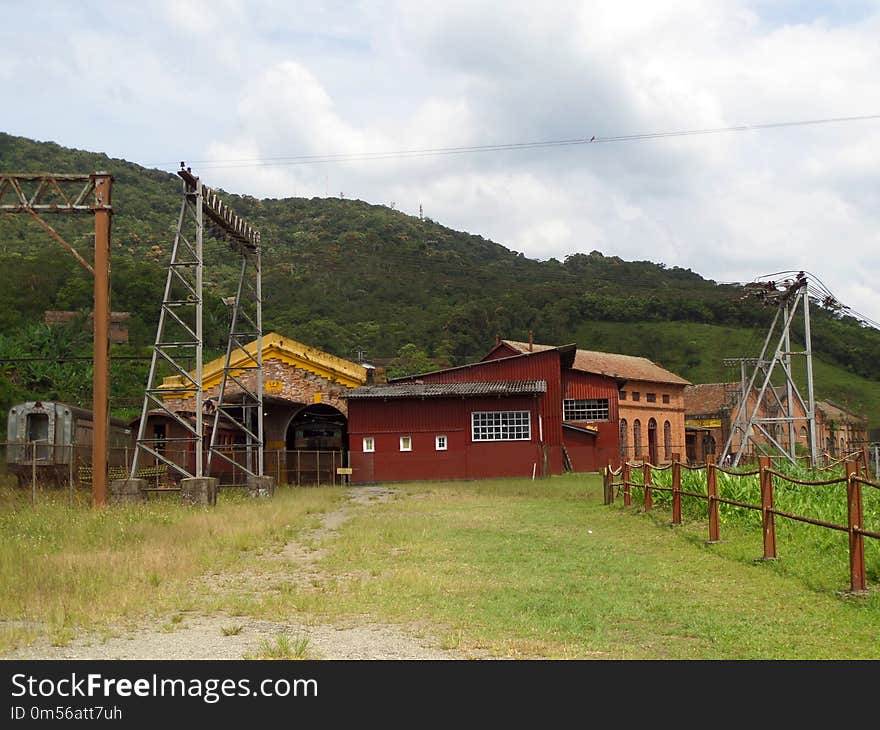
xmin=646 ymin=393 xmax=656 ymax=403
xmin=400 ymin=436 xmax=412 ymax=452
xmin=435 ymin=435 xmax=447 ymax=451
xmin=620 ymin=391 xmax=627 ymax=401
xmin=632 ymin=392 xmax=641 ymax=402
xmin=362 ymin=437 xmax=374 ymax=453
xmin=662 ymin=394 xmax=670 ymax=404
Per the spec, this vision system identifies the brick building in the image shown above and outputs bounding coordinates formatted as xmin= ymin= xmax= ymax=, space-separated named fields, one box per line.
xmin=683 ymin=382 xmax=870 ymax=463
xmin=45 ymin=310 xmax=130 ymax=343
xmin=145 ymin=333 xmax=369 ymax=483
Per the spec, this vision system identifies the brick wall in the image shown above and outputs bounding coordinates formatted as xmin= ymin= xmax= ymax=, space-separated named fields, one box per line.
xmin=164 ymin=357 xmax=355 ymax=415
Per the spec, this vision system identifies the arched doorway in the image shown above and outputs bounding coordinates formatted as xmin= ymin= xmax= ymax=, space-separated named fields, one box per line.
xmin=285 ymin=403 xmax=348 ymax=485
xmin=647 ymin=418 xmax=658 ymax=465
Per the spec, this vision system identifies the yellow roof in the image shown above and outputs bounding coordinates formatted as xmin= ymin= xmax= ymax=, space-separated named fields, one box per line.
xmin=160 ymin=332 xmax=368 ymax=397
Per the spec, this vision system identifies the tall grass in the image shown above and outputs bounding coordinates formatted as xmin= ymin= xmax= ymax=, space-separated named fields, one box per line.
xmin=0 ymin=484 xmax=343 ymax=653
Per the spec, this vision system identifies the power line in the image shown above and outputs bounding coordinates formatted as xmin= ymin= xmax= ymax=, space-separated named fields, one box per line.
xmin=150 ymin=113 xmax=880 ymax=170
xmin=752 ymin=270 xmax=880 ymax=331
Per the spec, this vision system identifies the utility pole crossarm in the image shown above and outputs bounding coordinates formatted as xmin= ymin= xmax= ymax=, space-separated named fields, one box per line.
xmin=0 ymin=174 xmax=106 ymax=212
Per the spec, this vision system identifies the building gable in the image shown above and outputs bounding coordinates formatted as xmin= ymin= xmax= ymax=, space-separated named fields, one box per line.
xmin=160 ymin=332 xmax=368 ymax=398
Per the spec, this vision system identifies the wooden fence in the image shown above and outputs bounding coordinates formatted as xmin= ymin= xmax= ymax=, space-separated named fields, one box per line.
xmin=604 ymin=451 xmax=879 ymax=595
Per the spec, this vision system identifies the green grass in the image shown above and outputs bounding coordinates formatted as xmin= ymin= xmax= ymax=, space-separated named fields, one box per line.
xmin=248 ymin=633 xmax=311 ymax=660
xmin=633 ymin=461 xmax=880 ymax=587
xmin=0 ymin=483 xmax=344 ymax=653
xmin=285 ymin=475 xmax=880 ymax=659
xmin=2 ymin=474 xmax=879 ymax=659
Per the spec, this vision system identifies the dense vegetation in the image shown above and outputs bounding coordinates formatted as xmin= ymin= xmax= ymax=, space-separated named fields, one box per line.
xmin=1 ymin=131 xmax=879 ymax=429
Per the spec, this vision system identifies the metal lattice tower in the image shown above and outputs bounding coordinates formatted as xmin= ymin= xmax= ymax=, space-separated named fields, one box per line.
xmin=131 ymin=167 xmax=264 ymax=482
xmin=719 ymin=272 xmax=818 ymax=467
xmin=205 ymin=240 xmax=264 ymax=479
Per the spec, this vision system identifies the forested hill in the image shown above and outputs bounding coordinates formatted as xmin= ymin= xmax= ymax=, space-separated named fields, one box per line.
xmin=1 ymin=131 xmax=879 ymax=426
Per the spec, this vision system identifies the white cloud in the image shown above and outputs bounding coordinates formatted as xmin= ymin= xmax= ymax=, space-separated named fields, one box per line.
xmin=1 ymin=0 xmax=879 ymax=326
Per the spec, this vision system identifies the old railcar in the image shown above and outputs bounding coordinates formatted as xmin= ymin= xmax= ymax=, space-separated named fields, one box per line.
xmin=6 ymin=401 xmax=131 ymax=487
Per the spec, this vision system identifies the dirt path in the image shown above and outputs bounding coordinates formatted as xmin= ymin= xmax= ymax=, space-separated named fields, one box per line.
xmin=4 ymin=487 xmax=482 ymax=661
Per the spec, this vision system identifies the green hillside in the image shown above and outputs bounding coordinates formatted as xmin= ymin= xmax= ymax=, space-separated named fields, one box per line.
xmin=1 ymin=132 xmax=878 ymax=428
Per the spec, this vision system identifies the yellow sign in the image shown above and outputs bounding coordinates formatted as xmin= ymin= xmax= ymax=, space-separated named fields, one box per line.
xmin=265 ymin=380 xmax=283 ymax=394
xmin=686 ymin=418 xmax=722 ymax=428
xmin=313 ymin=392 xmax=323 ymax=403
xmin=336 ymin=467 xmax=353 ymax=475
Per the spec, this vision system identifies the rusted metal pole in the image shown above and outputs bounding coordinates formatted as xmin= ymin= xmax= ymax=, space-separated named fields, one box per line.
xmin=845 ymin=460 xmax=867 ymax=594
xmin=643 ymin=461 xmax=653 ymax=511
xmin=758 ymin=455 xmax=776 ymax=560
xmin=623 ymin=461 xmax=631 ymax=506
xmin=706 ymin=454 xmax=720 ymax=543
xmin=91 ymin=172 xmax=112 ymax=509
xmin=671 ymin=453 xmax=681 ymax=525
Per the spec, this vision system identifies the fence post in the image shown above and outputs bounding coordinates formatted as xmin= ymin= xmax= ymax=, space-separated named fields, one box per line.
xmin=757 ymin=455 xmax=776 ymax=560
xmin=623 ymin=462 xmax=631 ymax=507
xmin=706 ymin=454 xmax=719 ymax=543
xmin=671 ymin=453 xmax=681 ymax=525
xmin=69 ymin=444 xmax=75 ymax=507
xmin=845 ymin=460 xmax=867 ymax=594
xmin=643 ymin=461 xmax=653 ymax=511
xmin=31 ymin=441 xmax=37 ymax=507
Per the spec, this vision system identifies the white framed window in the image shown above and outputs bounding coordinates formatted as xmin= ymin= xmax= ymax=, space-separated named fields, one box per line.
xmin=435 ymin=435 xmax=447 ymax=451
xmin=471 ymin=411 xmax=531 ymax=441
xmin=362 ymin=436 xmax=375 ymax=453
xmin=400 ymin=436 xmax=412 ymax=451
xmin=563 ymin=398 xmax=610 ymax=422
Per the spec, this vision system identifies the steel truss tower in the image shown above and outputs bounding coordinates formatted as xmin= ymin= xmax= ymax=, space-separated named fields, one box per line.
xmin=720 ymin=272 xmax=818 ymax=467
xmin=131 ymin=168 xmax=264 ymax=483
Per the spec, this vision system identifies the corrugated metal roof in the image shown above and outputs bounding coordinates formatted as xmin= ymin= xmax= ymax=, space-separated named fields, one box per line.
xmin=344 ymin=380 xmax=547 ymax=399
xmin=502 ymin=340 xmax=691 ymax=385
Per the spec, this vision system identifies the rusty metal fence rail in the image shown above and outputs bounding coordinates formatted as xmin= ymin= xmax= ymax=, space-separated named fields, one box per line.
xmin=2 ymin=442 xmax=346 ymax=493
xmin=603 ymin=451 xmax=879 ymax=595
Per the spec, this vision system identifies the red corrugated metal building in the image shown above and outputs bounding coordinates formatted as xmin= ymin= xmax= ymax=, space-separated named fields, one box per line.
xmin=485 ymin=338 xmax=688 ymax=466
xmin=344 ymin=344 xmax=622 ymax=484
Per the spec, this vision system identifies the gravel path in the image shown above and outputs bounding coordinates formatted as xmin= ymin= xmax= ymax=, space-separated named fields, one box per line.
xmin=4 ymin=487 xmax=481 ymax=661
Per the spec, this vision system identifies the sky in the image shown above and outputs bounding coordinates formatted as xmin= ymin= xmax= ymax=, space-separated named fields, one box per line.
xmin=2 ymin=0 xmax=880 ymax=326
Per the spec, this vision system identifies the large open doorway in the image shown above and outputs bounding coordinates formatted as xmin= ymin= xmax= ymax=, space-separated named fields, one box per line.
xmin=284 ymin=404 xmax=348 ymax=485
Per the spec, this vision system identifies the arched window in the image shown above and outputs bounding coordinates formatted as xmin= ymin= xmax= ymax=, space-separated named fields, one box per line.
xmin=633 ymin=419 xmax=642 ymax=459
xmin=800 ymin=426 xmax=807 ymax=442
xmin=647 ymin=418 xmax=658 ymax=465
xmin=702 ymin=434 xmax=717 ymax=455
xmin=840 ymin=437 xmax=846 ymax=454
xmin=619 ymin=418 xmax=628 ymax=460
xmin=664 ymin=420 xmax=672 ymax=460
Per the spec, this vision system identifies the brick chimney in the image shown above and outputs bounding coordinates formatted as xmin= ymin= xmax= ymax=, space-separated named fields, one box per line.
xmin=528 ymin=330 xmax=534 ymax=352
